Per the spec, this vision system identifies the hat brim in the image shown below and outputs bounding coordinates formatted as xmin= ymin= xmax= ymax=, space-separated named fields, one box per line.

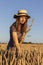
xmin=13 ymin=14 xmax=31 ymax=19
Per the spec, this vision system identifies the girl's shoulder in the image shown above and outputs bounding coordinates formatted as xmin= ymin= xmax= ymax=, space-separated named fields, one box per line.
xmin=10 ymin=22 xmax=16 ymax=32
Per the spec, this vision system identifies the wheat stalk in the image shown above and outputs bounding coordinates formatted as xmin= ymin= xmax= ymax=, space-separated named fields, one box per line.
xmin=20 ymin=19 xmax=35 ymax=44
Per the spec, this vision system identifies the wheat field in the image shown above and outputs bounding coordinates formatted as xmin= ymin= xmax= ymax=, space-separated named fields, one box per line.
xmin=0 ymin=43 xmax=43 ymax=65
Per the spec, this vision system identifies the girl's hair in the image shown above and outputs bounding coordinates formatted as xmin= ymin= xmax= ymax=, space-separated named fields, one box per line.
xmin=16 ymin=17 xmax=28 ymax=33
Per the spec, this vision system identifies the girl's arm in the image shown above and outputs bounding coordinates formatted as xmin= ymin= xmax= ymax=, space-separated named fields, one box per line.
xmin=12 ymin=31 xmax=21 ymax=50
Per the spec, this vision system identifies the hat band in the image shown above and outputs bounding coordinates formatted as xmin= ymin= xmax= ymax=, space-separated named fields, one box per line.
xmin=18 ymin=13 xmax=27 ymax=15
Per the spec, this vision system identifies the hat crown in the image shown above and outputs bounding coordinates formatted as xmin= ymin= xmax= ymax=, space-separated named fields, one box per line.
xmin=18 ymin=10 xmax=28 ymax=14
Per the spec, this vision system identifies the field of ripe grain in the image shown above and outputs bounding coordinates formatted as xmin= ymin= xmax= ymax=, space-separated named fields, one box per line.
xmin=0 ymin=43 xmax=43 ymax=65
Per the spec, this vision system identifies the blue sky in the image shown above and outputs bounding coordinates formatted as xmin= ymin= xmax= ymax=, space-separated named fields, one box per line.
xmin=0 ymin=0 xmax=43 ymax=43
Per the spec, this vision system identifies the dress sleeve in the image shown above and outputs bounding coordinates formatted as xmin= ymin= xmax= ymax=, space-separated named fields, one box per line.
xmin=10 ymin=22 xmax=16 ymax=32
xmin=9 ymin=22 xmax=16 ymax=40
xmin=11 ymin=26 xmax=16 ymax=32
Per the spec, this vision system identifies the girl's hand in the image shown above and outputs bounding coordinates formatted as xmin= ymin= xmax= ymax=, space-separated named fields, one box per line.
xmin=18 ymin=47 xmax=23 ymax=57
xmin=16 ymin=43 xmax=22 ymax=54
xmin=18 ymin=46 xmax=22 ymax=54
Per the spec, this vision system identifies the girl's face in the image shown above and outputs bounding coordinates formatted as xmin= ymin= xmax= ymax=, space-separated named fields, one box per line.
xmin=19 ymin=16 xmax=28 ymax=24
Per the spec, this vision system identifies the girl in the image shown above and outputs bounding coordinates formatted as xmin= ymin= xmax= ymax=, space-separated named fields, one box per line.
xmin=7 ymin=10 xmax=31 ymax=53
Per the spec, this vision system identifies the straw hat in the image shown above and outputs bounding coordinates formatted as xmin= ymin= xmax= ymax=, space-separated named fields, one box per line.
xmin=13 ymin=10 xmax=31 ymax=19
